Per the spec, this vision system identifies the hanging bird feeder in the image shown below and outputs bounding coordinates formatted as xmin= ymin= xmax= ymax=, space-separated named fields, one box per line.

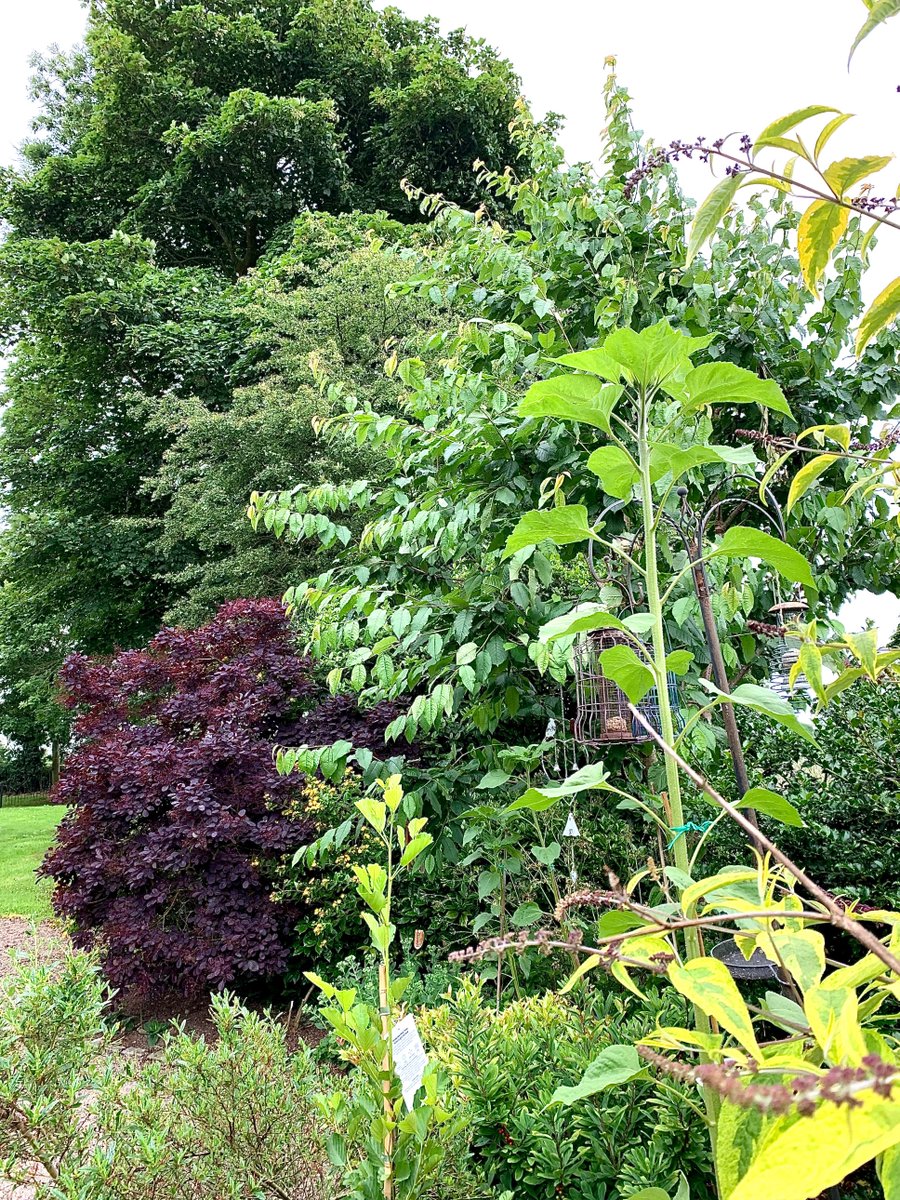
xmin=572 ymin=628 xmax=683 ymax=747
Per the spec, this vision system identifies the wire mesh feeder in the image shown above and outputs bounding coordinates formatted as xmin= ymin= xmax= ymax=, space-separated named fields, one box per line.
xmin=572 ymin=629 xmax=684 ymax=747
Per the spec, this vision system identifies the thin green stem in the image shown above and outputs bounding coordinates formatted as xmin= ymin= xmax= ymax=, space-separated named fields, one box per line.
xmin=636 ymin=380 xmax=718 ymax=1141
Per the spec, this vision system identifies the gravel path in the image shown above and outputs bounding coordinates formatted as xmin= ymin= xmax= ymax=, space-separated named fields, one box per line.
xmin=0 ymin=917 xmax=68 ymax=981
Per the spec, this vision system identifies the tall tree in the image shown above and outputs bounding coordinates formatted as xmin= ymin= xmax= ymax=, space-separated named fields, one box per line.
xmin=0 ymin=0 xmax=524 ymax=774
xmin=3 ymin=0 xmax=524 ymax=274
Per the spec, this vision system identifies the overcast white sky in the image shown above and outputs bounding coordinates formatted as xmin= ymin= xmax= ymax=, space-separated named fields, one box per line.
xmin=1 ymin=0 xmax=898 ymax=633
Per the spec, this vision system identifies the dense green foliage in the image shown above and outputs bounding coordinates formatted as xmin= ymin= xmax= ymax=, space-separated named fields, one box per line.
xmin=4 ymin=0 xmax=524 ymax=273
xmin=0 ymin=0 xmax=519 ymax=788
xmin=422 ymin=980 xmax=713 ymax=1199
xmin=251 ymin=76 xmax=900 ymax=949
xmin=0 ymin=950 xmax=331 ymax=1198
xmin=705 ymin=679 xmax=900 ymax=911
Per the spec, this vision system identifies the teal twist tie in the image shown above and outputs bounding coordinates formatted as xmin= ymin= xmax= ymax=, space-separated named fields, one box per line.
xmin=667 ymin=820 xmax=714 ymax=849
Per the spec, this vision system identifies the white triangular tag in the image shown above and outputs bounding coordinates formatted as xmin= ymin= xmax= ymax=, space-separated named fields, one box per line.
xmin=562 ymin=812 xmax=581 ymax=839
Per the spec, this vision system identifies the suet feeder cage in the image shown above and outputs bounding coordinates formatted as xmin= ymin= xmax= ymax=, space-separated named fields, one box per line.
xmin=573 ymin=629 xmax=684 ymax=747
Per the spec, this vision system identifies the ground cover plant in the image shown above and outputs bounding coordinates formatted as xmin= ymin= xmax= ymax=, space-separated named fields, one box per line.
xmin=0 ymin=805 xmax=63 ymax=919
xmin=0 ymin=949 xmax=331 ymax=1200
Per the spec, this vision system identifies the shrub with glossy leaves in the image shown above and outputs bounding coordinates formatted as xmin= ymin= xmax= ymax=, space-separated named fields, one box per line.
xmin=43 ymin=598 xmax=318 ymax=998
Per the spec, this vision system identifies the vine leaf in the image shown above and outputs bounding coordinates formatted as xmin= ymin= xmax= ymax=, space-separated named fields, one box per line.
xmin=686 ymin=173 xmax=742 ymax=266
xmin=849 ymin=0 xmax=900 ymax=61
xmin=798 ymin=200 xmax=849 ymax=295
xmin=856 ymin=275 xmax=900 ymax=355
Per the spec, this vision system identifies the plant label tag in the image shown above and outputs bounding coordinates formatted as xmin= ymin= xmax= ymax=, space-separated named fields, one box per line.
xmin=392 ymin=1014 xmax=428 ymax=1110
xmin=563 ymin=812 xmax=581 ymax=839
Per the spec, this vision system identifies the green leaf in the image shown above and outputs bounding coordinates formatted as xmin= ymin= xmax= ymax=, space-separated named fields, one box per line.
xmin=823 ymin=155 xmax=893 ymax=198
xmin=551 ymin=347 xmax=622 ymax=382
xmin=399 ymin=832 xmax=433 ymax=867
xmin=510 ymin=901 xmax=542 ymax=927
xmin=699 ymin=679 xmax=817 ymax=744
xmin=355 ymin=798 xmax=386 ymax=834
xmin=599 ymin=645 xmax=656 ymax=704
xmin=548 ymin=1044 xmax=643 ymax=1105
xmin=796 ymin=642 xmax=826 ymax=705
xmin=586 ymin=445 xmax=640 ymax=499
xmin=716 ymin=1103 xmax=771 ymax=1200
xmin=518 ymin=376 xmax=623 ymax=432
xmin=502 ymin=505 xmax=595 ymax=559
xmin=597 ymin=910 xmax=652 ymax=936
xmin=601 ymin=319 xmax=707 ymax=387
xmin=532 ymin=841 xmax=561 ymax=866
xmin=538 ymin=604 xmax=627 ymax=643
xmin=455 ymin=641 xmax=478 ymax=665
xmin=622 ymin=612 xmax=655 ymax=634
xmin=506 ymin=762 xmax=613 ymax=813
xmin=709 ymin=526 xmax=816 ymax=588
xmin=879 ymin=1143 xmax=900 ymax=1200
xmin=846 ymin=628 xmax=879 ymax=678
xmin=625 ymin=1191 xmax=671 ymax=1200
xmin=476 ymin=769 xmax=512 ymax=789
xmin=761 ymin=989 xmax=810 ymax=1035
xmin=761 ymin=929 xmax=826 ymax=994
xmin=856 ymin=274 xmax=900 ymax=355
xmin=665 ymin=650 xmax=694 ymax=676
xmin=559 ymin=953 xmax=602 ymax=994
xmin=478 ymin=870 xmax=501 ymax=900
xmin=798 ymin=199 xmax=850 ymax=295
xmin=850 ymin=0 xmax=900 ymax=61
xmin=686 ymin=173 xmax=742 ymax=266
xmin=739 ymin=787 xmax=804 ymax=828
xmin=814 ymin=112 xmax=854 ymax=160
xmin=786 ymin=453 xmax=840 ymax=513
xmin=668 ymin=957 xmax=761 ymax=1057
xmin=649 ymin=442 xmax=758 ymax=482
xmin=753 ymin=105 xmax=841 ymax=150
xmin=672 ymin=362 xmax=793 ymax=418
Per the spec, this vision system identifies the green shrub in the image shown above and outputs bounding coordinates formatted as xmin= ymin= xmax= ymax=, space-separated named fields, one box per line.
xmin=702 ymin=679 xmax=900 ymax=910
xmin=276 ymin=768 xmax=478 ymax=977
xmin=421 ymin=979 xmax=715 ymax=1200
xmin=0 ymin=949 xmax=330 ymax=1199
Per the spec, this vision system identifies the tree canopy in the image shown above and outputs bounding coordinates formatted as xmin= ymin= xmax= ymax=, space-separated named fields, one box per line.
xmin=4 ymin=0 xmax=525 ymax=274
xmin=0 ymin=0 xmax=524 ymax=783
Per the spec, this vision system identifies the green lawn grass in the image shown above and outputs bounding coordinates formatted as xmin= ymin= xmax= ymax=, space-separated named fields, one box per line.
xmin=0 ymin=805 xmax=64 ymax=919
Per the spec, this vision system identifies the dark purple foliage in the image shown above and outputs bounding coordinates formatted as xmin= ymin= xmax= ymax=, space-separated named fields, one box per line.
xmin=43 ymin=599 xmax=318 ymax=999
xmin=278 ymin=693 xmax=408 ymax=754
